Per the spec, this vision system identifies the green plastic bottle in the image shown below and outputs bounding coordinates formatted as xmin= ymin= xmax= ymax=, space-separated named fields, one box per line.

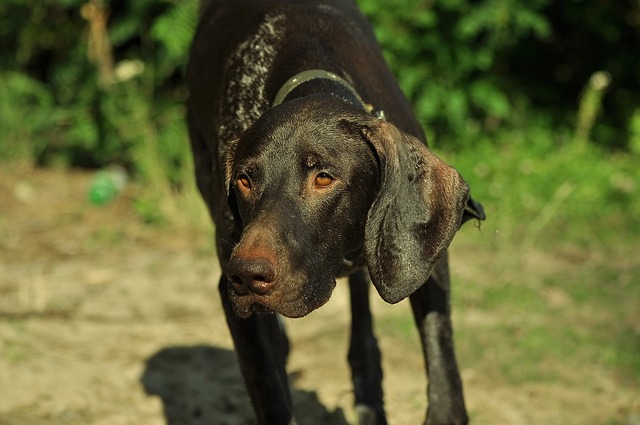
xmin=88 ymin=166 xmax=127 ymax=205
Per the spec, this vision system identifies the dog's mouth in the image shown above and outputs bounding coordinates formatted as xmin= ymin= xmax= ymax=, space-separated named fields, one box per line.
xmin=228 ymin=280 xmax=336 ymax=319
xmin=229 ymin=291 xmax=273 ymax=318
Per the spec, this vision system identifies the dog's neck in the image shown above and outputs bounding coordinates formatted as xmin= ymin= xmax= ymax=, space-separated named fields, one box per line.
xmin=272 ymin=69 xmax=386 ymax=120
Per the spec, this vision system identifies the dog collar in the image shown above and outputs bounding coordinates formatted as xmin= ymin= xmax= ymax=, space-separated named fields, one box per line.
xmin=272 ymin=69 xmax=386 ymax=120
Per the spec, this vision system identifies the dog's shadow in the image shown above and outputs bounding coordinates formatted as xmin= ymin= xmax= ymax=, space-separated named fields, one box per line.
xmin=141 ymin=345 xmax=349 ymax=425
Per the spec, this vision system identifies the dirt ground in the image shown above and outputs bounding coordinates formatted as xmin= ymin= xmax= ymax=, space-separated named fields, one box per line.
xmin=0 ymin=167 xmax=638 ymax=425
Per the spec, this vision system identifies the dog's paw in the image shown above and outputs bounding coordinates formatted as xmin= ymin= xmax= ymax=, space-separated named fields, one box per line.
xmin=355 ymin=404 xmax=385 ymax=425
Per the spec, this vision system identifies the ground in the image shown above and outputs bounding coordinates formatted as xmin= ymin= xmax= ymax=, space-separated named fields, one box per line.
xmin=0 ymin=167 xmax=638 ymax=425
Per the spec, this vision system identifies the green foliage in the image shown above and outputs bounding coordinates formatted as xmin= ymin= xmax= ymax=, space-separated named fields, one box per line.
xmin=512 ymin=2 xmax=640 ymax=149
xmin=0 ymin=0 xmax=200 ymax=222
xmin=1 ymin=0 xmax=638 ymax=228
xmin=358 ymin=0 xmax=639 ymax=149
xmin=449 ymin=123 xmax=640 ymax=245
xmin=0 ymin=0 xmax=197 ymax=175
xmin=151 ymin=0 xmax=198 ymax=80
xmin=629 ymin=108 xmax=640 ymax=155
xmin=0 ymin=72 xmax=59 ymax=163
xmin=358 ymin=0 xmax=552 ymax=144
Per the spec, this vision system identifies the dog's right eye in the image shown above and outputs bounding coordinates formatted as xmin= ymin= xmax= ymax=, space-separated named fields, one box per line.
xmin=237 ymin=175 xmax=251 ymax=190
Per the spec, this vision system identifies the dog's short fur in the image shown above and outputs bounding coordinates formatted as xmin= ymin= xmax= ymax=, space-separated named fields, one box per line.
xmin=187 ymin=0 xmax=484 ymax=423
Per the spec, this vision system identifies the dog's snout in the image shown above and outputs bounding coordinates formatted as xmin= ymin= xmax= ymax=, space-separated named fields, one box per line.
xmin=227 ymin=253 xmax=278 ymax=295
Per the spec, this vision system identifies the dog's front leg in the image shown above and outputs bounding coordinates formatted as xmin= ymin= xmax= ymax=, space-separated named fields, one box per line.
xmin=348 ymin=269 xmax=388 ymax=425
xmin=219 ymin=277 xmax=295 ymax=425
xmin=408 ymin=255 xmax=468 ymax=425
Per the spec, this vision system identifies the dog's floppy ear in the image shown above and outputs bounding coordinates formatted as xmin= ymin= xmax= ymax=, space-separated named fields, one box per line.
xmin=361 ymin=120 xmax=469 ymax=304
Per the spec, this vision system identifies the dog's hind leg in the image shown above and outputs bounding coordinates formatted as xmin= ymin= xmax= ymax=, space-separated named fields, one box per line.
xmin=348 ymin=269 xmax=388 ymax=425
xmin=219 ymin=277 xmax=294 ymax=425
xmin=409 ymin=254 xmax=468 ymax=425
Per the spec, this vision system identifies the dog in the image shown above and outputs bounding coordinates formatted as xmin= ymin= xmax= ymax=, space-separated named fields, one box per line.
xmin=186 ymin=0 xmax=484 ymax=423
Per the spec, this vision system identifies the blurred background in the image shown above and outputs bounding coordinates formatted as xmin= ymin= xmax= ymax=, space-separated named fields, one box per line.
xmin=0 ymin=0 xmax=638 ymax=424
xmin=1 ymin=0 xmax=639 ymax=232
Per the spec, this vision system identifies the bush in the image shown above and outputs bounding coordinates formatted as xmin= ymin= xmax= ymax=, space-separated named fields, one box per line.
xmin=358 ymin=0 xmax=552 ymax=145
xmin=0 ymin=0 xmax=197 ymax=179
xmin=358 ymin=0 xmax=640 ymax=150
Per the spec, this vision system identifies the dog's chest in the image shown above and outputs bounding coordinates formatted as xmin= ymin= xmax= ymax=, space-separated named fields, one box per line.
xmin=218 ymin=12 xmax=286 ymax=144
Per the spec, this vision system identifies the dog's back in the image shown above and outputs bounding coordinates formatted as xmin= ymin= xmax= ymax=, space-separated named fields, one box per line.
xmin=187 ymin=0 xmax=424 ymax=148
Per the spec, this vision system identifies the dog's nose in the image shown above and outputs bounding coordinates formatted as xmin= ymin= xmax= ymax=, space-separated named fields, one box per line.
xmin=227 ymin=253 xmax=277 ymax=296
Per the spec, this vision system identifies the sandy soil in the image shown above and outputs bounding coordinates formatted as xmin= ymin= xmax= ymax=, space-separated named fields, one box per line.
xmin=0 ymin=167 xmax=638 ymax=425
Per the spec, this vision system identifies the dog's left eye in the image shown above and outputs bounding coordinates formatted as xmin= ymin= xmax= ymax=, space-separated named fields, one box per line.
xmin=314 ymin=172 xmax=334 ymax=188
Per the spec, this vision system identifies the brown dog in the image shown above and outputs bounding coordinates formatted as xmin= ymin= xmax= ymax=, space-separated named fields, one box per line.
xmin=186 ymin=0 xmax=484 ymax=423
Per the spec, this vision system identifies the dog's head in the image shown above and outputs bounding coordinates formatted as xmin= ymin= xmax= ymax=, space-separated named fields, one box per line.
xmin=223 ymin=95 xmax=469 ymax=318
